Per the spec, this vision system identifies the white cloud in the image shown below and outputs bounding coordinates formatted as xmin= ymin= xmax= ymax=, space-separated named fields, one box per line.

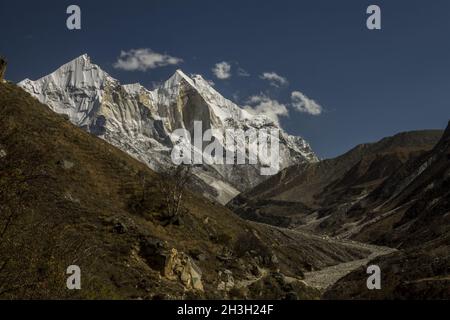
xmin=260 ymin=72 xmax=288 ymax=87
xmin=244 ymin=93 xmax=288 ymax=125
xmin=237 ymin=67 xmax=250 ymax=77
xmin=291 ymin=91 xmax=323 ymax=115
xmin=212 ymin=61 xmax=232 ymax=79
xmin=114 ymin=48 xmax=183 ymax=71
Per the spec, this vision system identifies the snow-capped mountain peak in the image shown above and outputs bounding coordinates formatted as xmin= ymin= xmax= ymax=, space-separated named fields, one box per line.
xmin=19 ymin=54 xmax=118 ymax=126
xmin=19 ymin=54 xmax=318 ymax=204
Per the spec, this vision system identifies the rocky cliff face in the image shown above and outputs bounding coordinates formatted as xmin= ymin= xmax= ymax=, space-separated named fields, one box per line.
xmin=19 ymin=54 xmax=317 ymax=204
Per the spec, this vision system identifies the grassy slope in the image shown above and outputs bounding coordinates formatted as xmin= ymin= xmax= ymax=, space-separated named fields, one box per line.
xmin=0 ymin=83 xmax=370 ymax=299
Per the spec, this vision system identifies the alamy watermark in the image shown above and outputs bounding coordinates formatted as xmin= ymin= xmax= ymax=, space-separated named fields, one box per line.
xmin=66 ymin=265 xmax=81 ymax=290
xmin=170 ymin=121 xmax=281 ymax=176
xmin=367 ymin=5 xmax=381 ymax=30
xmin=66 ymin=4 xmax=381 ymax=31
xmin=66 ymin=5 xmax=81 ymax=30
xmin=366 ymin=265 xmax=381 ymax=290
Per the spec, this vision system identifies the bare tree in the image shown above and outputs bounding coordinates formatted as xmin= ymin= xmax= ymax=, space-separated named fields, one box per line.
xmin=156 ymin=165 xmax=192 ymax=224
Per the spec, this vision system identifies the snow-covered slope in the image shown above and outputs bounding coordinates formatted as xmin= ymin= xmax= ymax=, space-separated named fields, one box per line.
xmin=19 ymin=54 xmax=318 ymax=204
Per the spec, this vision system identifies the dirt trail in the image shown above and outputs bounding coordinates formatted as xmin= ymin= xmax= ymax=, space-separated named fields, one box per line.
xmin=303 ymin=242 xmax=395 ymax=291
xmin=235 ymin=268 xmax=269 ymax=289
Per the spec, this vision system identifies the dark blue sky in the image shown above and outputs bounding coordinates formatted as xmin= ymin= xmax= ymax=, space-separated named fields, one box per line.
xmin=1 ymin=0 xmax=449 ymax=158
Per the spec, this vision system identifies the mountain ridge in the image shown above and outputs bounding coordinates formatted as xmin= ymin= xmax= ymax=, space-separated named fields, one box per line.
xmin=19 ymin=54 xmax=318 ymax=204
xmin=228 ymin=129 xmax=443 ymax=228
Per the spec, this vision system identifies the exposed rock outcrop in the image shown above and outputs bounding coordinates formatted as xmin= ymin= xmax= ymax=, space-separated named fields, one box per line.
xmin=139 ymin=239 xmax=203 ymax=292
xmin=163 ymin=248 xmax=204 ymax=292
xmin=0 ymin=144 xmax=6 ymax=159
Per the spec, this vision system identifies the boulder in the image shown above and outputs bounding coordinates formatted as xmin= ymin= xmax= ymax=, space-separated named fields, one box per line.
xmin=113 ymin=221 xmax=127 ymax=234
xmin=139 ymin=237 xmax=167 ymax=272
xmin=163 ymin=248 xmax=204 ymax=292
xmin=57 ymin=159 xmax=75 ymax=170
xmin=0 ymin=146 xmax=6 ymax=159
xmin=217 ymin=269 xmax=235 ymax=291
xmin=138 ymin=238 xmax=204 ymax=292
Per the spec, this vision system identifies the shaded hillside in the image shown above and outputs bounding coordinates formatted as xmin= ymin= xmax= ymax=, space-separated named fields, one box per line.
xmin=228 ymin=130 xmax=442 ymax=229
xmin=311 ymin=121 xmax=450 ymax=248
xmin=229 ymin=119 xmax=449 ymax=299
xmin=0 ymin=82 xmax=369 ymax=299
xmin=346 ymin=121 xmax=450 ymax=248
xmin=322 ymin=123 xmax=450 ymax=300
